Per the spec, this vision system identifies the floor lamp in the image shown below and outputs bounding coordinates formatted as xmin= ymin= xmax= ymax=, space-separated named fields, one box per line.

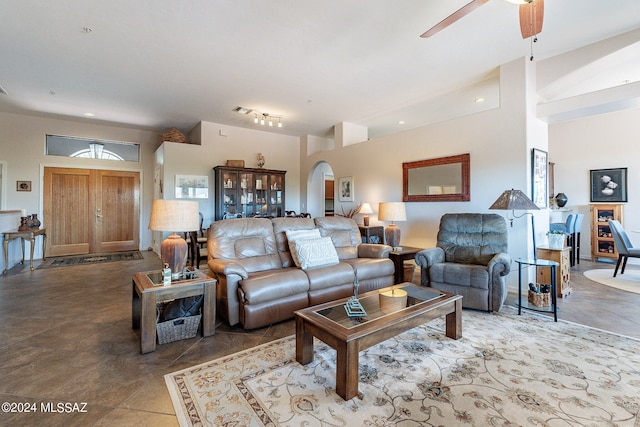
xmin=148 ymin=199 xmax=200 ymax=279
xmin=489 ymin=189 xmax=540 ymax=260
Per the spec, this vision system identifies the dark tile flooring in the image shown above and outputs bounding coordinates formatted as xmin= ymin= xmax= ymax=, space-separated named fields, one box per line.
xmin=0 ymin=251 xmax=638 ymax=426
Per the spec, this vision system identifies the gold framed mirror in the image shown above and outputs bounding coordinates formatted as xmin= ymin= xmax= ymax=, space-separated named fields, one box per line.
xmin=402 ymin=153 xmax=470 ymax=202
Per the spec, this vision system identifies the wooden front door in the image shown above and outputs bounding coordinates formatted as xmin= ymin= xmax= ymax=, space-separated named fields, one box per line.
xmin=43 ymin=167 xmax=140 ymax=256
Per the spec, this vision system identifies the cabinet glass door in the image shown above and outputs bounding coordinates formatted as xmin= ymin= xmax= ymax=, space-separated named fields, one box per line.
xmin=239 ymin=172 xmax=254 ymax=218
xmin=255 ymin=173 xmax=268 ymax=217
xmin=222 ymin=171 xmax=238 ymax=217
xmin=269 ymin=174 xmax=284 ymax=217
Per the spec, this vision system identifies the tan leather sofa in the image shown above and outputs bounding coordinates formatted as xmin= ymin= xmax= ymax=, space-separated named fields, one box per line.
xmin=208 ymin=216 xmax=395 ymax=329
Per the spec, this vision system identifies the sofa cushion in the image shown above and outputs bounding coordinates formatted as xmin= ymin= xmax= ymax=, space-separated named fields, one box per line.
xmin=239 ymin=268 xmax=310 ymax=305
xmin=272 ymin=217 xmax=317 ymax=268
xmin=429 ymin=262 xmax=489 ymax=289
xmin=437 ymin=213 xmax=507 ymax=265
xmin=290 ymin=236 xmax=340 ymax=269
xmin=209 ymin=218 xmax=282 ymax=273
xmin=342 ymin=257 xmax=395 ymax=280
xmin=314 ymin=216 xmax=361 ymax=260
xmin=304 ymin=262 xmax=355 ymax=291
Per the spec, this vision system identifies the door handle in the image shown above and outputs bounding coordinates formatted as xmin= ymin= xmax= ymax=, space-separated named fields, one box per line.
xmin=96 ymin=214 xmax=103 ymax=218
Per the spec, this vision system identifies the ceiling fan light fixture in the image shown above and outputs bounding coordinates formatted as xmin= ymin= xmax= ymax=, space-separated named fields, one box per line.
xmin=504 ymin=0 xmax=530 ymax=4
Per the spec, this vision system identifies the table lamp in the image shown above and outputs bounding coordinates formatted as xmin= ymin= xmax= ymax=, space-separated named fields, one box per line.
xmin=378 ymin=202 xmax=407 ymax=250
xmin=489 ymin=188 xmax=540 ymax=260
xmin=148 ymin=199 xmax=199 ymax=279
xmin=359 ymin=203 xmax=373 ymax=226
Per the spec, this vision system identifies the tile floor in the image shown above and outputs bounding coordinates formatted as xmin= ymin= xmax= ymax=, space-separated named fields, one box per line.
xmin=0 ymin=251 xmax=638 ymax=426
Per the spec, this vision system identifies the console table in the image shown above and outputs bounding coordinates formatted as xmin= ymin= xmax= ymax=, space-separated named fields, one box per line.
xmin=2 ymin=227 xmax=47 ymax=273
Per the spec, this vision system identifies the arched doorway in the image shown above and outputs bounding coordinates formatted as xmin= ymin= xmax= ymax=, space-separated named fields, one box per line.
xmin=306 ymin=161 xmax=335 ymax=218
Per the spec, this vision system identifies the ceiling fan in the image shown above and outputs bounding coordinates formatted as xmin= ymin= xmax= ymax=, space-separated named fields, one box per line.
xmin=421 ymin=0 xmax=544 ymax=39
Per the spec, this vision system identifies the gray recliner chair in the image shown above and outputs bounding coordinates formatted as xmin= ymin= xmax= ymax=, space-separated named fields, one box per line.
xmin=415 ymin=213 xmax=512 ymax=312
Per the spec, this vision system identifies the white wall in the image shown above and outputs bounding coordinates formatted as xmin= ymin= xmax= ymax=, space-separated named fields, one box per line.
xmin=549 ymin=106 xmax=640 ymax=264
xmin=0 ymin=112 xmax=157 ymax=268
xmin=300 ymin=58 xmax=548 ymax=290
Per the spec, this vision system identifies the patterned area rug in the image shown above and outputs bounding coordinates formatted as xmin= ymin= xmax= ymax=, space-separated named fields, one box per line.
xmin=584 ymin=268 xmax=640 ymax=295
xmin=37 ymin=251 xmax=143 ymax=269
xmin=165 ymin=307 xmax=640 ymax=426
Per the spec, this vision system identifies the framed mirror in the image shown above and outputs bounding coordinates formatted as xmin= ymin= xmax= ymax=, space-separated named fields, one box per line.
xmin=402 ymin=153 xmax=470 ymax=202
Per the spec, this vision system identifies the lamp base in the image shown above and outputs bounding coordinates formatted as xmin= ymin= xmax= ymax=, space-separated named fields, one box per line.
xmin=385 ymin=223 xmax=401 ymax=249
xmin=161 ymin=232 xmax=188 ymax=280
xmin=363 ymin=215 xmax=370 ymax=226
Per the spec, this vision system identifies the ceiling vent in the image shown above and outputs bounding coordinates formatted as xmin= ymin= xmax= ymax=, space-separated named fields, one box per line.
xmin=233 ymin=106 xmax=252 ymax=114
xmin=0 ymin=85 xmax=7 ymax=95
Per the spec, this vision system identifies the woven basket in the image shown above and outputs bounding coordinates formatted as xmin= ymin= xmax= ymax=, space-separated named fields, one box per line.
xmin=403 ymin=262 xmax=415 ymax=283
xmin=528 ymin=290 xmax=551 ymax=307
xmin=156 ymin=314 xmax=201 ymax=344
xmin=162 ymin=127 xmax=186 ymax=143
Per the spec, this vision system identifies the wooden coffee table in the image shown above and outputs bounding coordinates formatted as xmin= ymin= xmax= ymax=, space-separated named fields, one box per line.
xmin=295 ymin=283 xmax=462 ymax=400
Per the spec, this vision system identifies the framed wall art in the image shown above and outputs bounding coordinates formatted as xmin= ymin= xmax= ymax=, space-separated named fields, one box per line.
xmin=17 ymin=180 xmax=32 ymax=192
xmin=590 ymin=168 xmax=627 ymax=202
xmin=338 ymin=176 xmax=354 ymax=202
xmin=175 ymin=175 xmax=209 ymax=199
xmin=531 ymin=148 xmax=548 ymax=208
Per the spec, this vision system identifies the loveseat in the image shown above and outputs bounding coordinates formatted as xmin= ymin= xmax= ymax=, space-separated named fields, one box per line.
xmin=207 ymin=216 xmax=395 ymax=329
xmin=415 ymin=213 xmax=511 ymax=312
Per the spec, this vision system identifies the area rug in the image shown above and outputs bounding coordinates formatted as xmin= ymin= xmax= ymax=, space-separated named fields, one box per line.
xmin=165 ymin=307 xmax=640 ymax=426
xmin=37 ymin=250 xmax=143 ymax=269
xmin=583 ymin=268 xmax=640 ymax=294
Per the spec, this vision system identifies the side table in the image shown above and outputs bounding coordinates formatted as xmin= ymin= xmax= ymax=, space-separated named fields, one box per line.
xmin=358 ymin=225 xmax=384 ymax=244
xmin=515 ymin=258 xmax=558 ymax=322
xmin=389 ymin=246 xmax=423 ymax=284
xmin=132 ymin=268 xmax=216 ymax=354
xmin=536 ymin=246 xmax=572 ymax=298
xmin=2 ymin=227 xmax=47 ymax=273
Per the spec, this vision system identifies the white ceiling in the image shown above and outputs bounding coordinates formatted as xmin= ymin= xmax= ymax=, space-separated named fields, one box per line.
xmin=1 ymin=0 xmax=640 ymax=139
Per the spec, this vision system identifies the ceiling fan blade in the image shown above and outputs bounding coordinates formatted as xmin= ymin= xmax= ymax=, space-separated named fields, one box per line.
xmin=421 ymin=0 xmax=490 ymax=38
xmin=519 ymin=0 xmax=544 ymax=39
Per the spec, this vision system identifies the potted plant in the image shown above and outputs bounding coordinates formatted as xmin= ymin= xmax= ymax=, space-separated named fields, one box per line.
xmin=546 ymin=230 xmax=566 ymax=249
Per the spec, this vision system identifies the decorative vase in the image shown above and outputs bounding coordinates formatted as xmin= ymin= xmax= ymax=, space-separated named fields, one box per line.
xmin=555 ymin=193 xmax=568 ymax=208
xmin=31 ymin=213 xmax=41 ymax=229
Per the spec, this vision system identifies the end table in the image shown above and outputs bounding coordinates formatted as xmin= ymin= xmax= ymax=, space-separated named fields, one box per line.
xmin=358 ymin=225 xmax=384 ymax=244
xmin=515 ymin=258 xmax=558 ymax=322
xmin=132 ymin=268 xmax=216 ymax=354
xmin=389 ymin=246 xmax=423 ymax=284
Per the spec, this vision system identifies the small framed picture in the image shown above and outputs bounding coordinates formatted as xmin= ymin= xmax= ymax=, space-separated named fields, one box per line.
xmin=338 ymin=176 xmax=354 ymax=202
xmin=590 ymin=168 xmax=627 ymax=202
xmin=17 ymin=180 xmax=31 ymax=192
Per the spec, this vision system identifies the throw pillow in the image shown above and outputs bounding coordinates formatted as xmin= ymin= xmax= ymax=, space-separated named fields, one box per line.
xmin=290 ymin=236 xmax=340 ymax=269
xmin=285 ymin=228 xmax=321 ymax=246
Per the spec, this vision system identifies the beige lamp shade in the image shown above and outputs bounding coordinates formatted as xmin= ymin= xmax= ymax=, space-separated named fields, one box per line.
xmin=148 ymin=199 xmax=199 ymax=279
xmin=148 ymin=199 xmax=200 ymax=232
xmin=378 ymin=202 xmax=407 ymax=223
xmin=378 ymin=202 xmax=406 ymax=249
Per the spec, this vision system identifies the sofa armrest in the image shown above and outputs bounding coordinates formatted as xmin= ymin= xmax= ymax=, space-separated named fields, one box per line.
xmin=209 ymin=259 xmax=249 ymax=280
xmin=415 ymin=247 xmax=445 ymax=268
xmin=487 ymin=252 xmax=511 ymax=277
xmin=358 ymin=243 xmax=392 ymax=258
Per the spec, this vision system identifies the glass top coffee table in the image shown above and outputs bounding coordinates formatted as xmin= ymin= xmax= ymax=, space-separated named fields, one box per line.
xmin=294 ymin=283 xmax=462 ymax=400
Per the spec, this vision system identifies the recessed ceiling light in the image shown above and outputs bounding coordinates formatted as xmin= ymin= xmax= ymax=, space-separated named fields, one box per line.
xmin=475 ymin=97 xmax=486 ymax=103
xmin=83 ymin=112 xmax=95 ymax=117
xmin=398 ymin=121 xmax=406 ymax=125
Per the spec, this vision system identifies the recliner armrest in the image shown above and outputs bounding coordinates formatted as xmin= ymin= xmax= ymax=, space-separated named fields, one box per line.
xmin=415 ymin=247 xmax=445 ymax=268
xmin=358 ymin=243 xmax=392 ymax=259
xmin=208 ymin=259 xmax=249 ymax=279
xmin=487 ymin=252 xmax=511 ymax=277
